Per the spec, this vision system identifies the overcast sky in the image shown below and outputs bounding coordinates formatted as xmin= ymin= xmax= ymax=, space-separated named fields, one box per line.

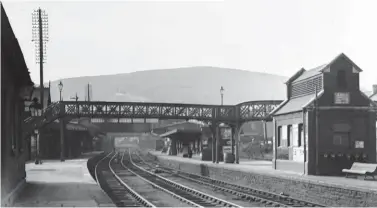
xmin=3 ymin=0 xmax=377 ymax=91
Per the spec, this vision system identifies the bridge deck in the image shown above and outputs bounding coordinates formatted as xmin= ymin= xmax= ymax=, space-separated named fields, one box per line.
xmin=14 ymin=154 xmax=114 ymax=207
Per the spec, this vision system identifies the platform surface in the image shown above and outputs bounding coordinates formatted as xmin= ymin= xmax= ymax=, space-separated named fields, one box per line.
xmin=14 ymin=156 xmax=114 ymax=207
xmin=149 ymin=150 xmax=377 ymax=192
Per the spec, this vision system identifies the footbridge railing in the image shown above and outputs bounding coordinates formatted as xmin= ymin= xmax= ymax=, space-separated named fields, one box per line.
xmin=23 ymin=100 xmax=283 ymax=136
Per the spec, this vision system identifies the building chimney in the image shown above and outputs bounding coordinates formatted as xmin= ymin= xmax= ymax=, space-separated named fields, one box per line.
xmin=373 ymin=84 xmax=377 ymax=94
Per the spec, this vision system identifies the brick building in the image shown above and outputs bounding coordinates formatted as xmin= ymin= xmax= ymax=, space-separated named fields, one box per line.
xmin=1 ymin=3 xmax=35 ymax=206
xmin=370 ymin=85 xmax=377 ymax=158
xmin=271 ymin=53 xmax=376 ymax=175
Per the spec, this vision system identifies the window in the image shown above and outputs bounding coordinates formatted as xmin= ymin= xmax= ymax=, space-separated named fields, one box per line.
xmin=337 ymin=70 xmax=347 ymax=88
xmin=277 ymin=126 xmax=282 ymax=146
xmin=287 ymin=125 xmax=292 ymax=146
xmin=281 ymin=126 xmax=288 ymax=147
xmin=292 ymin=124 xmax=299 ymax=146
xmin=333 ymin=122 xmax=350 ymax=147
xmin=333 ymin=133 xmax=349 ymax=147
xmin=298 ymin=124 xmax=304 ymax=147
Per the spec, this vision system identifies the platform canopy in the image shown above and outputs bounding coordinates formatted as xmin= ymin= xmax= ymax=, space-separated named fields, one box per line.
xmin=49 ymin=120 xmax=88 ymax=131
xmin=151 ymin=120 xmax=211 ymax=143
xmin=74 ymin=117 xmax=103 ymax=137
xmin=159 ymin=128 xmax=201 ymax=138
xmin=152 ymin=120 xmax=208 ymax=135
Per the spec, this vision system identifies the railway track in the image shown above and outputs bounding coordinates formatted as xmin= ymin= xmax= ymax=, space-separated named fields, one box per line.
xmin=112 ymin=153 xmax=201 ymax=207
xmin=121 ymin=149 xmax=242 ymax=208
xmin=133 ymin=150 xmax=325 ymax=207
xmin=94 ymin=152 xmax=155 ymax=207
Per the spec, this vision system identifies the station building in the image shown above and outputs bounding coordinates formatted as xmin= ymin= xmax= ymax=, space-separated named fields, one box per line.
xmin=370 ymin=86 xmax=377 ymax=158
xmin=1 ymin=3 xmax=35 ymax=205
xmin=271 ymin=53 xmax=377 ymax=175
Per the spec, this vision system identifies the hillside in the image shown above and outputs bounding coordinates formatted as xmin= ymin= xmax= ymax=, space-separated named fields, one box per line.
xmin=49 ymin=67 xmax=287 ymax=105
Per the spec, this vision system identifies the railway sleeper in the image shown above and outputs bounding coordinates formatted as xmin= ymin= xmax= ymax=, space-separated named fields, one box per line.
xmin=162 ymin=166 xmax=319 ymax=207
xmin=126 ymin=151 xmax=240 ymax=208
xmin=137 ymin=156 xmax=304 ymax=208
xmin=175 ymin=172 xmax=285 ymax=207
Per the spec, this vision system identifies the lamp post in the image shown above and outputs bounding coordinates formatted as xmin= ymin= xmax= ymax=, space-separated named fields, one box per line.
xmin=29 ymin=98 xmax=42 ymax=165
xmin=58 ymin=81 xmax=65 ymax=162
xmin=58 ymin=81 xmax=63 ymax=101
xmin=220 ymin=86 xmax=224 ymax=106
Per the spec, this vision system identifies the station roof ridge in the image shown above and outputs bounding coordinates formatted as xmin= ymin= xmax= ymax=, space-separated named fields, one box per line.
xmin=287 ymin=53 xmax=362 ymax=85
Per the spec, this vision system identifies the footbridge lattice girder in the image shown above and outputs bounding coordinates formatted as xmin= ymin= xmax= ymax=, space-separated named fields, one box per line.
xmin=62 ymin=100 xmax=282 ymax=121
xmin=23 ymin=100 xmax=283 ymax=136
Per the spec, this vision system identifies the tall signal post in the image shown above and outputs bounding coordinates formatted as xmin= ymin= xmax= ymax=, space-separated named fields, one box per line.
xmin=32 ymin=8 xmax=49 ymax=110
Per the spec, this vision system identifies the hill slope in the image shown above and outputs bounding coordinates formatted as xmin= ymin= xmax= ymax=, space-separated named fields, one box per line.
xmin=49 ymin=67 xmax=287 ymax=105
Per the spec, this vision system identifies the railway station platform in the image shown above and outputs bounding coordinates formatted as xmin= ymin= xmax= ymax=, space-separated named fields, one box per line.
xmin=13 ymin=155 xmax=114 ymax=207
xmin=148 ymin=150 xmax=377 ymax=207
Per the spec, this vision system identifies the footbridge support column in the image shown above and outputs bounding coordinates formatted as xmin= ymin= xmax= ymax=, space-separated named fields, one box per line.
xmin=60 ymin=119 xmax=66 ymax=162
xmin=234 ymin=122 xmax=242 ymax=164
xmin=215 ymin=125 xmax=220 ymax=164
xmin=263 ymin=120 xmax=268 ymax=143
xmin=210 ymin=124 xmax=217 ymax=163
xmin=171 ymin=138 xmax=177 ymax=156
xmin=210 ymin=122 xmax=221 ymax=164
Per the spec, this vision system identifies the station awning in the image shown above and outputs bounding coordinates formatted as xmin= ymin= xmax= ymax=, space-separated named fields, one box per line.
xmin=159 ymin=128 xmax=201 ymax=138
xmin=46 ymin=120 xmax=88 ymax=131
xmin=152 ymin=121 xmax=207 ymax=134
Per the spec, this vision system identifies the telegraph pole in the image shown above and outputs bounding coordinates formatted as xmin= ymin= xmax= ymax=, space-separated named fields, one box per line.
xmin=32 ymin=8 xmax=49 ymax=109
xmin=87 ymin=83 xmax=91 ymax=102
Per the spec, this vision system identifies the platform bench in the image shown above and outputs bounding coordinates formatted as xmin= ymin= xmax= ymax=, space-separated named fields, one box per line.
xmin=342 ymin=162 xmax=377 ymax=180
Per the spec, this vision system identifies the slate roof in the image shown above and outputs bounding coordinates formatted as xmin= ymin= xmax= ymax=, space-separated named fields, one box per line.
xmin=271 ymin=54 xmax=362 ymax=116
xmin=47 ymin=120 xmax=88 ymax=131
xmin=287 ymin=53 xmax=362 ymax=85
xmin=1 ymin=3 xmax=33 ymax=87
xmin=293 ymin=64 xmax=327 ymax=83
xmin=273 ymin=94 xmax=318 ymax=116
xmin=273 ymin=62 xmax=326 ymax=115
xmin=159 ymin=128 xmax=202 ymax=138
xmin=153 ymin=121 xmax=207 ymax=132
xmin=152 ymin=121 xmax=205 ymax=135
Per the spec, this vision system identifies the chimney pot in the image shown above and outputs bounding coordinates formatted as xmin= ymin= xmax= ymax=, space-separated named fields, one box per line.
xmin=373 ymin=84 xmax=377 ymax=94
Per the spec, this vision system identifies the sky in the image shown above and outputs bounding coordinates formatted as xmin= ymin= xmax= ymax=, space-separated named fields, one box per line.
xmin=3 ymin=0 xmax=377 ymax=91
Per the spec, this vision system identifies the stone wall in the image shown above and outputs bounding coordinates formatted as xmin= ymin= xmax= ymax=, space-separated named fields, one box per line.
xmin=154 ymin=155 xmax=377 ymax=207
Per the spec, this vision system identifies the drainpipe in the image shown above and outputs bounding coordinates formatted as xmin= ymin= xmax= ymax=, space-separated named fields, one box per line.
xmin=303 ymin=108 xmax=307 ymax=175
